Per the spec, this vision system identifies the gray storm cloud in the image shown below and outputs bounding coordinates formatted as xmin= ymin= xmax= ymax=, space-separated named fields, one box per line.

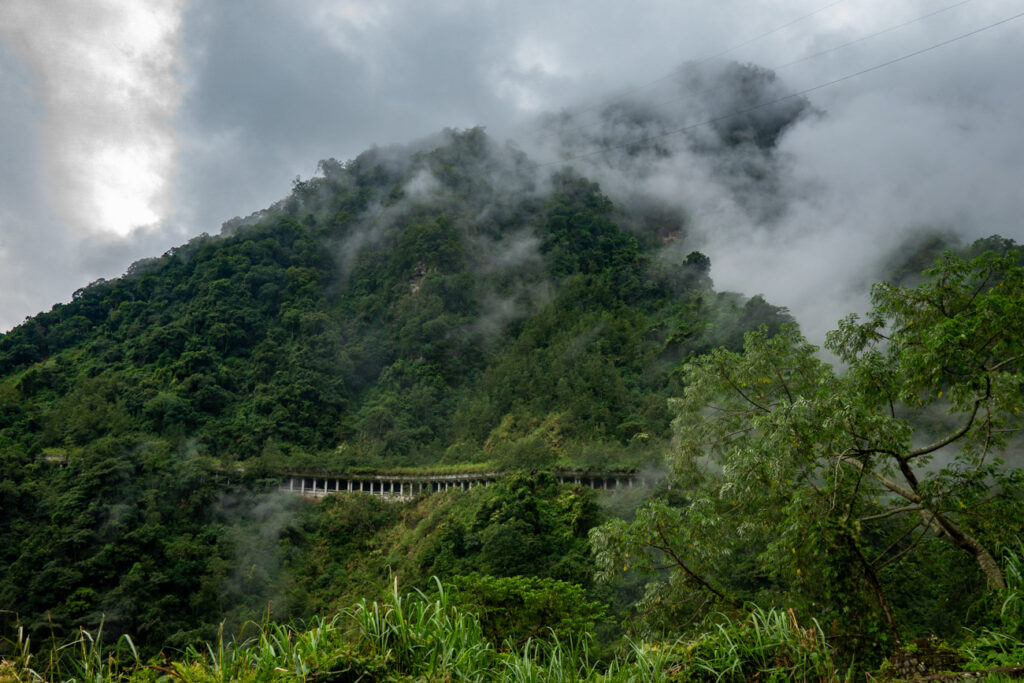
xmin=512 ymin=6 xmax=1024 ymax=342
xmin=0 ymin=0 xmax=1022 ymax=334
xmin=0 ymin=0 xmax=183 ymax=234
xmin=0 ymin=0 xmax=186 ymax=330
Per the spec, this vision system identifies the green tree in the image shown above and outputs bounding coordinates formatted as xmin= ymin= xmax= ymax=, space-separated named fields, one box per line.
xmin=448 ymin=573 xmax=606 ymax=646
xmin=595 ymin=249 xmax=1023 ymax=638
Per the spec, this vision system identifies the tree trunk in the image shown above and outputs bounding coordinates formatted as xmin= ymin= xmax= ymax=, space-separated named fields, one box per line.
xmin=847 ymin=531 xmax=901 ymax=643
xmin=932 ymin=511 xmax=1006 ymax=590
xmin=895 ymin=459 xmax=1006 ymax=590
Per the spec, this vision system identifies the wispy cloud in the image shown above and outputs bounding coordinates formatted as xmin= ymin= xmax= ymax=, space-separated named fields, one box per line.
xmin=0 ymin=0 xmax=184 ymax=237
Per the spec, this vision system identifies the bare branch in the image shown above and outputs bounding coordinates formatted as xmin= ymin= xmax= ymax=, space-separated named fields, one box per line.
xmin=986 ymin=355 xmax=1020 ymax=373
xmin=773 ymin=365 xmax=794 ymax=404
xmin=876 ymin=520 xmax=933 ymax=572
xmin=858 ymin=504 xmax=919 ymax=523
xmin=871 ymin=518 xmax=925 ymax=567
xmin=721 ymin=373 xmax=771 ymax=413
xmin=837 ymin=456 xmax=922 ymax=503
xmin=652 ymin=520 xmax=741 ymax=608
xmin=907 ymin=395 xmax=983 ymax=459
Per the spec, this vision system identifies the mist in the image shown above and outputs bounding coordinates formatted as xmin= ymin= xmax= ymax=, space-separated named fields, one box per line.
xmin=1 ymin=1 xmax=1022 ymax=335
xmin=511 ymin=56 xmax=1022 ymax=343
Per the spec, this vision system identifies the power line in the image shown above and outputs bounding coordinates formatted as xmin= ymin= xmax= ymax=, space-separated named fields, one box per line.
xmin=541 ymin=0 xmax=846 ymax=125
xmin=774 ymin=0 xmax=975 ymax=70
xmin=697 ymin=0 xmax=845 ymax=64
xmin=539 ymin=9 xmax=1024 ymax=168
xmin=536 ymin=0 xmax=978 ymax=143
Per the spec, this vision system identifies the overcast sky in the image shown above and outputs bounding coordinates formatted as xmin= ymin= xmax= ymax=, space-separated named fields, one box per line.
xmin=0 ymin=0 xmax=1022 ymax=335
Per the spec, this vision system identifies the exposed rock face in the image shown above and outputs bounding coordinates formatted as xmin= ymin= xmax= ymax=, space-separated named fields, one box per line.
xmin=888 ymin=638 xmax=1024 ymax=681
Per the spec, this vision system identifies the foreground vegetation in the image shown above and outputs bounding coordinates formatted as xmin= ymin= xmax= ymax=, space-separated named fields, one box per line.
xmin=0 ymin=128 xmax=793 ymax=648
xmin=4 ymin=246 xmax=1023 ymax=679
xmin=3 ymin=553 xmax=1023 ymax=681
xmin=1 ymin=117 xmax=1022 ymax=679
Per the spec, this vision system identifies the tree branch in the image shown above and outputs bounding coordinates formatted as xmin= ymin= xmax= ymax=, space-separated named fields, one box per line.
xmin=876 ymin=519 xmax=932 ymax=572
xmin=907 ymin=394 xmax=983 ymax=459
xmin=651 ymin=520 xmax=741 ymax=608
xmin=858 ymin=504 xmax=919 ymax=523
xmin=986 ymin=355 xmax=1020 ymax=373
xmin=837 ymin=456 xmax=922 ymax=503
xmin=721 ymin=373 xmax=771 ymax=413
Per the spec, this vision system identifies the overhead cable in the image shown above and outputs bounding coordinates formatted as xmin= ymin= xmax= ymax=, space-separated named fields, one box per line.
xmin=539 ymin=9 xmax=1024 ymax=167
xmin=543 ymin=0 xmax=846 ymax=124
xmin=538 ymin=0 xmax=979 ymax=142
xmin=774 ymin=0 xmax=975 ymax=70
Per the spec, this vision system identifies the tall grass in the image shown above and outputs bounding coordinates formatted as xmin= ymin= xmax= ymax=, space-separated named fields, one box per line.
xmin=0 ymin=620 xmax=140 ymax=683
xmin=166 ymin=615 xmax=387 ymax=682
xmin=602 ymin=638 xmax=685 ymax=683
xmin=499 ymin=634 xmax=603 ymax=682
xmin=2 ymin=585 xmax=859 ymax=681
xmin=345 ymin=576 xmax=498 ymax=679
xmin=679 ymin=606 xmax=843 ymax=682
xmin=958 ymin=541 xmax=1024 ymax=674
xmin=999 ymin=540 xmax=1024 ymax=635
xmin=0 ymin=622 xmax=42 ymax=682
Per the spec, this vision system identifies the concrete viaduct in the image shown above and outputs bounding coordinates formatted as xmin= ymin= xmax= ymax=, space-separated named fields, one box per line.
xmin=279 ymin=471 xmax=649 ymax=502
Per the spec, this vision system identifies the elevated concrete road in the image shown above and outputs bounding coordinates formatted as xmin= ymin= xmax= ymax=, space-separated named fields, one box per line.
xmin=279 ymin=471 xmax=651 ymax=501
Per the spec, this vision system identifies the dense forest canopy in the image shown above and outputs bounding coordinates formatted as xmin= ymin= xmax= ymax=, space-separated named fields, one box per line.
xmin=0 ymin=127 xmax=795 ymax=472
xmin=0 ymin=125 xmax=793 ymax=649
xmin=1 ymin=111 xmax=1022 ymax=679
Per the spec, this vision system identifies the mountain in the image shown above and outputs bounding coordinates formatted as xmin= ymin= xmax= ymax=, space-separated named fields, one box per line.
xmin=0 ymin=103 xmax=804 ymax=647
xmin=5 ymin=64 xmax=1015 ymax=665
xmin=0 ymin=126 xmax=794 ymax=474
xmin=0 ymin=61 xmax=1019 ymax=679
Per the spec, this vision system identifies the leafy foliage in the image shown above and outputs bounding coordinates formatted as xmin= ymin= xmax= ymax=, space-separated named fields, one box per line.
xmin=4 ymin=123 xmax=1012 ymax=678
xmin=593 ymin=248 xmax=1024 ymax=666
xmin=0 ymin=128 xmax=796 ymax=650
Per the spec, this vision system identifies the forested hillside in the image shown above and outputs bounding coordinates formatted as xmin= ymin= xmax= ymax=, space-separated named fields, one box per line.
xmin=0 ymin=124 xmax=794 ymax=650
xmin=0 ymin=128 xmax=791 ymax=472
xmin=1 ymin=112 xmax=1022 ymax=678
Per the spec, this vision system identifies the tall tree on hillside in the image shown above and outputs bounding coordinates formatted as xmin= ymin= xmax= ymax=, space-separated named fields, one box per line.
xmin=595 ymin=250 xmax=1023 ymax=635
